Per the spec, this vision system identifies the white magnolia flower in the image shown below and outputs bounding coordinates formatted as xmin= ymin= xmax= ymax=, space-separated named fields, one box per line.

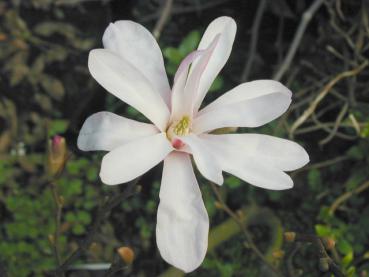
xmin=77 ymin=16 xmax=309 ymax=272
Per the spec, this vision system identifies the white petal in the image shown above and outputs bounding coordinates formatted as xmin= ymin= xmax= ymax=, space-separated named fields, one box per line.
xmin=171 ymin=50 xmax=203 ymax=120
xmin=100 ymin=133 xmax=172 ymax=185
xmin=201 ymin=134 xmax=294 ymax=190
xmin=191 ymin=16 xmax=237 ymax=114
xmin=156 ymin=152 xmax=209 ymax=273
xmin=181 ymin=134 xmax=223 ymax=185
xmin=77 ymin=111 xmax=159 ymax=151
xmin=193 ymin=89 xmax=291 ymax=134
xmin=200 ymin=80 xmax=292 ymax=114
xmin=102 ymin=21 xmax=170 ymax=104
xmin=88 ymin=49 xmax=170 ymax=131
xmin=203 ymin=134 xmax=309 ymax=172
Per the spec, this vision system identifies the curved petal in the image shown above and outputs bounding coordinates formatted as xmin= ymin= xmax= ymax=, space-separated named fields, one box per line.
xmin=190 ymin=16 xmax=237 ymax=114
xmin=202 ymin=134 xmax=309 ymax=172
xmin=77 ymin=111 xmax=159 ymax=151
xmin=102 ymin=21 xmax=170 ymax=104
xmin=100 ymin=133 xmax=172 ymax=185
xmin=171 ymin=50 xmax=203 ymax=120
xmin=200 ymin=80 xmax=292 ymax=114
xmin=200 ymin=134 xmax=294 ymax=190
xmin=181 ymin=134 xmax=223 ymax=185
xmin=156 ymin=152 xmax=209 ymax=273
xmin=88 ymin=49 xmax=170 ymax=131
xmin=193 ymin=91 xmax=291 ymax=134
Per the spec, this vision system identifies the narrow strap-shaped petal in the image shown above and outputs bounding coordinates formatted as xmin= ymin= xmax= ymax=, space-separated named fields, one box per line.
xmin=100 ymin=133 xmax=173 ymax=185
xmin=181 ymin=134 xmax=223 ymax=185
xmin=77 ymin=111 xmax=159 ymax=152
xmin=171 ymin=50 xmax=203 ymax=120
xmin=199 ymin=80 xmax=292 ymax=115
xmin=102 ymin=21 xmax=170 ymax=105
xmin=190 ymin=16 xmax=237 ymax=114
xmin=202 ymin=134 xmax=309 ymax=172
xmin=88 ymin=49 xmax=170 ymax=131
xmin=193 ymin=86 xmax=291 ymax=133
xmin=200 ymin=134 xmax=295 ymax=190
xmin=156 ymin=152 xmax=209 ymax=273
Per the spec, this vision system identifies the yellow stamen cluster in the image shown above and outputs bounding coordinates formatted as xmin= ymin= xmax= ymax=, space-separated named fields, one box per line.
xmin=166 ymin=116 xmax=191 ymax=141
xmin=173 ymin=116 xmax=190 ymax=136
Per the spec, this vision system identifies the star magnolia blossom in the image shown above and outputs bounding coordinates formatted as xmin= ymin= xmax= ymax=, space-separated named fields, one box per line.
xmin=77 ymin=16 xmax=309 ymax=272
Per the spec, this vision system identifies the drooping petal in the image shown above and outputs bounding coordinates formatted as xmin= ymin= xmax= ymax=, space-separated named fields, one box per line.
xmin=200 ymin=134 xmax=295 ymax=190
xmin=88 ymin=49 xmax=170 ymax=131
xmin=100 ymin=133 xmax=172 ymax=185
xmin=193 ymin=87 xmax=292 ymax=134
xmin=102 ymin=21 xmax=170 ymax=104
xmin=77 ymin=111 xmax=159 ymax=151
xmin=181 ymin=134 xmax=223 ymax=185
xmin=202 ymin=134 xmax=309 ymax=172
xmin=190 ymin=16 xmax=237 ymax=114
xmin=156 ymin=152 xmax=209 ymax=273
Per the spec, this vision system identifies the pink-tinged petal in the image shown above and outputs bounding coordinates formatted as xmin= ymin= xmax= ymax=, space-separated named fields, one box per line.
xmin=102 ymin=21 xmax=170 ymax=104
xmin=181 ymin=134 xmax=223 ymax=185
xmin=156 ymin=152 xmax=209 ymax=273
xmin=88 ymin=49 xmax=170 ymax=131
xmin=77 ymin=111 xmax=159 ymax=151
xmin=100 ymin=133 xmax=172 ymax=185
xmin=171 ymin=50 xmax=204 ymax=120
xmin=193 ymin=90 xmax=291 ymax=134
xmin=191 ymin=16 xmax=237 ymax=114
xmin=200 ymin=134 xmax=294 ymax=190
xmin=202 ymin=134 xmax=309 ymax=172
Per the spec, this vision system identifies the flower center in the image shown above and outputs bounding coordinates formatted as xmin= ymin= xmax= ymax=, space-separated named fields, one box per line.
xmin=166 ymin=116 xmax=191 ymax=149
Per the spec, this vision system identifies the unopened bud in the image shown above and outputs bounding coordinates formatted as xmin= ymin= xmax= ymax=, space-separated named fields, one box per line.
xmin=284 ymin=232 xmax=296 ymax=242
xmin=214 ymin=201 xmax=223 ymax=209
xmin=48 ymin=234 xmax=55 ymax=244
xmin=117 ymin=246 xmax=135 ymax=264
xmin=272 ymin=249 xmax=285 ymax=259
xmin=319 ymin=258 xmax=330 ymax=272
xmin=323 ymin=237 xmax=336 ymax=250
xmin=47 ymin=135 xmax=67 ymax=177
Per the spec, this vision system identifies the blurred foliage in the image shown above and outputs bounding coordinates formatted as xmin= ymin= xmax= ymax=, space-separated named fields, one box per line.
xmin=0 ymin=0 xmax=369 ymax=276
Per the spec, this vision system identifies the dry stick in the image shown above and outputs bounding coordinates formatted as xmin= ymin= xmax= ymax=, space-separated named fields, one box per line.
xmin=273 ymin=0 xmax=325 ymax=81
xmin=153 ymin=0 xmax=173 ymax=40
xmin=210 ymin=183 xmax=283 ymax=277
xmin=240 ymin=0 xmax=267 ymax=82
xmin=55 ymin=179 xmax=139 ymax=276
xmin=329 ymin=181 xmax=369 ymax=215
xmin=289 ymin=60 xmax=368 ymax=137
xmin=319 ymin=102 xmax=348 ymax=145
xmin=50 ymin=182 xmax=64 ymax=268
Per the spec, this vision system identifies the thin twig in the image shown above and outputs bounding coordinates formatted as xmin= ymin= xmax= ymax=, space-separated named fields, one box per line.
xmin=285 ymin=232 xmax=345 ymax=277
xmin=329 ymin=181 xmax=369 ymax=215
xmin=50 ymin=182 xmax=64 ymax=268
xmin=319 ymin=102 xmax=348 ymax=145
xmin=210 ymin=183 xmax=283 ymax=277
xmin=240 ymin=0 xmax=267 ymax=82
xmin=55 ymin=179 xmax=139 ymax=275
xmin=289 ymin=60 xmax=368 ymax=137
xmin=153 ymin=0 xmax=173 ymax=40
xmin=273 ymin=0 xmax=326 ymax=81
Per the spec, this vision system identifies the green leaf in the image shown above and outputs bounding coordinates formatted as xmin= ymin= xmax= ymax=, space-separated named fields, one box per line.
xmin=178 ymin=30 xmax=201 ymax=56
xmin=315 ymin=224 xmax=331 ymax=237
xmin=163 ymin=47 xmax=182 ymax=64
xmin=48 ymin=119 xmax=68 ymax=136
xmin=337 ymin=239 xmax=353 ymax=255
xmin=209 ymin=76 xmax=224 ymax=92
